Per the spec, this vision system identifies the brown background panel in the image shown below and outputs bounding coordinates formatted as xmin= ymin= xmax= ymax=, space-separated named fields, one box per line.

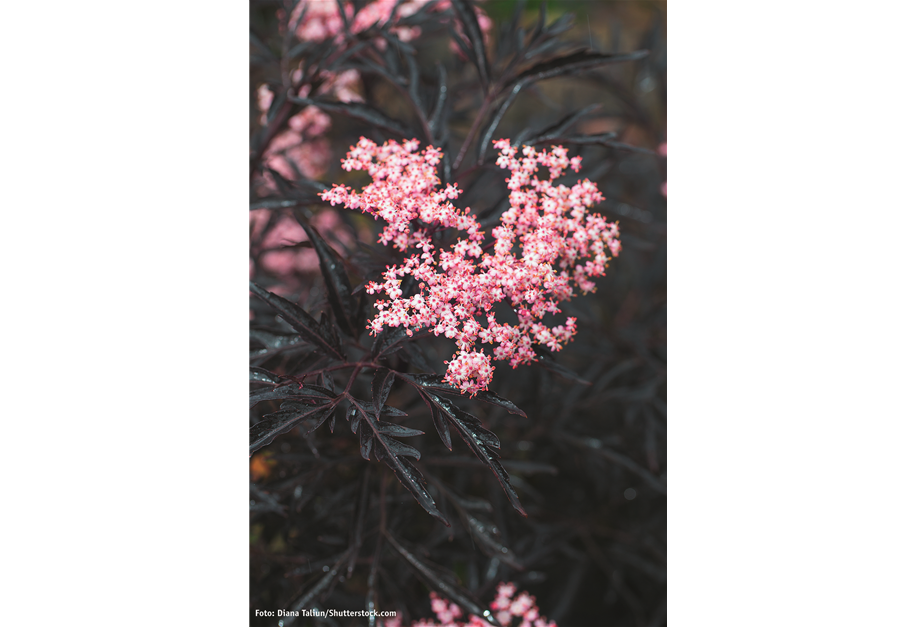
xmin=668 ymin=0 xmax=917 ymax=627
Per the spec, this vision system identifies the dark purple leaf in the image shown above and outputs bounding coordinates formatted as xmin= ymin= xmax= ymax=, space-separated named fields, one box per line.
xmin=446 ymin=25 xmax=474 ymax=71
xmin=464 ymin=514 xmax=524 ymax=570
xmin=400 ymin=341 xmax=438 ymax=373
xmin=514 ymin=49 xmax=649 ymax=86
xmin=349 ymin=402 xmax=361 ymax=434
xmin=371 ymin=325 xmax=408 ymax=359
xmin=336 ymin=0 xmax=351 ymax=34
xmin=386 ymin=534 xmax=499 ymax=626
xmin=534 ymin=353 xmax=592 ymax=386
xmin=430 ymin=405 xmax=452 ymax=451
xmin=529 ymin=103 xmax=602 ymax=143
xmin=287 ymin=546 xmax=359 ymax=619
xmin=351 ymin=397 xmax=408 ymax=419
xmin=249 ymin=328 xmax=301 ymax=351
xmin=290 ymin=97 xmax=411 ymax=138
xmin=346 ymin=466 xmax=372 ymax=578
xmin=557 ymin=433 xmax=667 ymax=495
xmin=351 ymin=400 xmax=447 ymax=525
xmin=250 ymin=366 xmax=282 ymax=385
xmin=426 ymin=393 xmax=527 ymax=517
xmin=358 ymin=420 xmax=374 ymax=460
xmin=478 ymin=82 xmax=525 ymax=162
xmin=451 ymin=0 xmax=490 ymax=87
xmin=319 ymin=369 xmax=335 ymax=391
xmin=249 ymin=282 xmax=344 ymax=359
xmin=249 ymin=383 xmax=335 ymax=409
xmin=250 ymin=401 xmax=335 ymax=455
xmin=375 ymin=421 xmax=423 ymax=438
xmin=372 ymin=369 xmax=395 ymax=417
xmin=398 ymin=373 xmax=527 ymax=417
xmin=542 ymin=132 xmax=657 ymax=155
xmin=295 ymin=214 xmax=362 ymax=339
xmin=429 ymin=63 xmax=448 ymax=137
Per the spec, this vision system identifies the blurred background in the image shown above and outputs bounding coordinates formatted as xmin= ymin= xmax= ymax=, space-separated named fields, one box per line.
xmin=250 ymin=1 xmax=666 ymax=625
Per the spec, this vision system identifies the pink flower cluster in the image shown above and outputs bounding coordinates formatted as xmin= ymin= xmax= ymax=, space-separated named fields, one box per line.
xmin=255 ymin=71 xmax=362 ymax=190
xmin=383 ymin=584 xmax=556 ymax=627
xmin=322 ymin=137 xmax=620 ymax=396
xmin=290 ymin=0 xmax=491 ymax=48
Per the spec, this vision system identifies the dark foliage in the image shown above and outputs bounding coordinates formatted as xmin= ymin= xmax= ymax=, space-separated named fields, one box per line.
xmin=250 ymin=1 xmax=666 ymax=625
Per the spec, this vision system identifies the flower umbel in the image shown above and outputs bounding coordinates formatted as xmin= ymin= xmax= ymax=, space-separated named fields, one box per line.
xmin=382 ymin=585 xmax=557 ymax=627
xmin=322 ymin=138 xmax=620 ymax=395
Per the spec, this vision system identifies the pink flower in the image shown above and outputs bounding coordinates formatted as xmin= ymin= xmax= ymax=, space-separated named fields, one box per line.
xmin=322 ymin=138 xmax=620 ymax=395
xmin=389 ymin=586 xmax=555 ymax=627
xmin=251 ymin=209 xmax=352 ymax=278
xmin=289 ymin=0 xmax=491 ymax=48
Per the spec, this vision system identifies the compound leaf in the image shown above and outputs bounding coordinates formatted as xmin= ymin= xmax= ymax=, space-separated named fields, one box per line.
xmin=250 ymin=282 xmax=344 ymax=359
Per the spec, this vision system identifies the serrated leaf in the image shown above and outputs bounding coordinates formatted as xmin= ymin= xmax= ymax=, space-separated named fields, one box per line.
xmin=295 ymin=214 xmax=361 ymax=339
xmin=451 ymin=0 xmax=490 ymax=87
xmin=351 ymin=400 xmax=448 ymax=525
xmin=351 ymin=397 xmax=408 ymax=419
xmin=386 ymin=534 xmax=499 ymax=626
xmin=427 ymin=393 xmax=526 ymax=517
xmin=375 ymin=421 xmax=424 ymax=438
xmin=249 ymin=383 xmax=335 ymax=409
xmin=250 ymin=282 xmax=344 ymax=359
xmin=381 ymin=436 xmax=421 ymax=460
xmin=372 ymin=369 xmax=395 ymax=417
xmin=250 ymin=401 xmax=334 ymax=455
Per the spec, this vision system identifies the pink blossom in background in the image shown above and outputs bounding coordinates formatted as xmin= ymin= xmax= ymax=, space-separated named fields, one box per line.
xmin=383 ymin=585 xmax=556 ymax=627
xmin=255 ymin=92 xmax=334 ymax=188
xmin=250 ymin=209 xmax=352 ymax=279
xmin=256 ymin=84 xmax=273 ymax=125
xmin=289 ymin=0 xmax=491 ymax=48
xmin=322 ymin=137 xmax=620 ymax=396
xmin=259 ymin=0 xmax=491 ymax=190
xmin=289 ymin=0 xmax=353 ymax=43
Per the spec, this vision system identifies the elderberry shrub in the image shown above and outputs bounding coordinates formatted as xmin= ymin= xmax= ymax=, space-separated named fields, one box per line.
xmin=250 ymin=2 xmax=665 ymax=625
